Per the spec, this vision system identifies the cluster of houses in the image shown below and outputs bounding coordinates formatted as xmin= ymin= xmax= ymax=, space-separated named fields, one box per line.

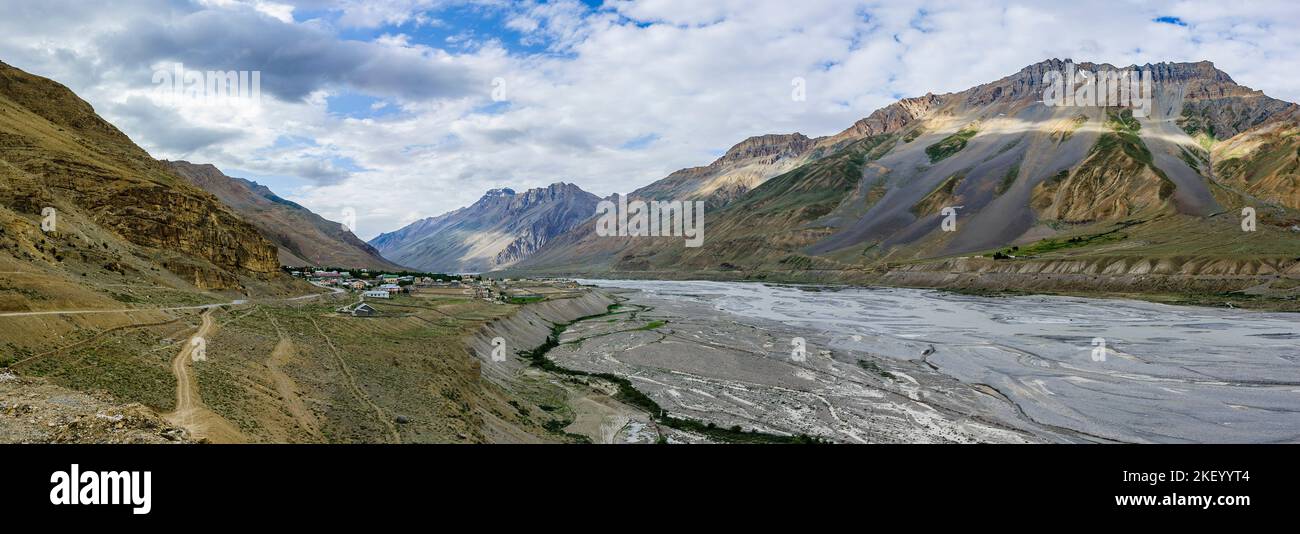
xmin=288 ymin=267 xmax=583 ymax=314
xmin=469 ymin=277 xmax=582 ymax=303
xmin=290 ymin=268 xmax=481 ymax=299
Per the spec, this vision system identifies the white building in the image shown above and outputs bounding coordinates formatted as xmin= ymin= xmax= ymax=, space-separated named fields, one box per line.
xmin=363 ymin=290 xmax=391 ymax=299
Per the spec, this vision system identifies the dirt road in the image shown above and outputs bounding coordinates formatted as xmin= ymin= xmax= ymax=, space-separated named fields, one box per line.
xmin=0 ymin=282 xmax=342 ymax=318
xmin=163 ymin=309 xmax=246 ymax=443
xmin=266 ymin=312 xmax=324 ymax=441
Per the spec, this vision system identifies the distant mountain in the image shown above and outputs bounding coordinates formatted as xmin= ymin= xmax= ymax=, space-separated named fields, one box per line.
xmin=164 ymin=160 xmax=403 ymax=270
xmin=511 ymin=59 xmax=1300 ymax=293
xmin=370 ymin=183 xmax=600 ymax=273
xmin=0 ymin=59 xmax=278 ymax=299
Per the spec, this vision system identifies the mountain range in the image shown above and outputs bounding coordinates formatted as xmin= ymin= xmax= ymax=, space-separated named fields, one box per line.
xmin=370 ymin=183 xmax=599 ymax=273
xmin=4 ymin=56 xmax=1298 ymax=300
xmin=496 ymin=59 xmax=1300 ymax=298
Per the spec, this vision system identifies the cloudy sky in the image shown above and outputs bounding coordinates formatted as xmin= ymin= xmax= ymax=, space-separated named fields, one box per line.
xmin=2 ymin=0 xmax=1299 ymax=239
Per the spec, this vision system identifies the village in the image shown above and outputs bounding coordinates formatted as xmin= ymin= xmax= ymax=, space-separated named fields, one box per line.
xmin=283 ymin=267 xmax=584 ymax=317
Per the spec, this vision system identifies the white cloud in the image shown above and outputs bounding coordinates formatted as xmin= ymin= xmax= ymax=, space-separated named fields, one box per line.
xmin=2 ymin=0 xmax=1299 ymax=240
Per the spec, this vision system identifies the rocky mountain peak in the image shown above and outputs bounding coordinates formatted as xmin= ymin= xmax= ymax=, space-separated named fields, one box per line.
xmin=716 ymin=133 xmax=814 ymax=166
xmin=483 ymin=187 xmax=516 ymax=198
xmin=371 ymin=182 xmax=600 ymax=272
xmin=829 ymin=93 xmax=944 ymax=143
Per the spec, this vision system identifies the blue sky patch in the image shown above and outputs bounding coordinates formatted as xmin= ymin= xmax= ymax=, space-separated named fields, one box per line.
xmin=326 ymin=92 xmax=400 ymax=119
xmin=473 ymin=100 xmax=512 ymax=116
xmin=620 ymin=133 xmax=661 ymax=150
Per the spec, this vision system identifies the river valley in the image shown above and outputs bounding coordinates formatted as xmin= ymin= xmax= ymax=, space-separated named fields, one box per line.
xmin=555 ymin=280 xmax=1300 ymax=443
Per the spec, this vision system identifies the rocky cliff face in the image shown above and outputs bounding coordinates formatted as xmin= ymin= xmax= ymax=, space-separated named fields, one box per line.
xmin=630 ymin=133 xmax=819 ymax=207
xmin=164 ymin=160 xmax=404 ymax=270
xmin=370 ymin=183 xmax=600 ymax=273
xmin=0 ymin=60 xmax=278 ymax=291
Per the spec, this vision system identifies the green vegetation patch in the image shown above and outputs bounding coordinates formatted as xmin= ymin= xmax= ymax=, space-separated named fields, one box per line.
xmin=996 ymin=160 xmax=1022 ymax=195
xmin=1213 ymin=137 xmax=1300 ymax=184
xmin=856 ymin=360 xmax=895 ymax=380
xmin=1179 ymin=145 xmax=1208 ymax=175
xmin=903 ymin=126 xmax=925 ymax=143
xmin=778 ymin=254 xmax=815 ymax=269
xmin=990 ymin=220 xmax=1139 ymax=259
xmin=1176 ymin=106 xmax=1217 ymax=142
xmin=632 ymin=320 xmax=666 ymax=331
xmin=924 ymin=124 xmax=979 ymax=163
xmin=911 ymin=171 xmax=966 ymax=216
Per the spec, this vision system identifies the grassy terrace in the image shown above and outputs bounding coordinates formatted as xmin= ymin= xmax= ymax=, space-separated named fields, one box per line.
xmin=991 ymin=220 xmax=1140 ymax=259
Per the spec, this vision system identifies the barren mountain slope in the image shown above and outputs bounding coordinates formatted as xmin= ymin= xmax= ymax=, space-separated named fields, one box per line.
xmin=165 ymin=160 xmax=404 ymax=270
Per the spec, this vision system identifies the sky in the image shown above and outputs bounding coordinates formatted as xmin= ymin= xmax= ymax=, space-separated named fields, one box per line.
xmin=2 ymin=0 xmax=1299 ymax=240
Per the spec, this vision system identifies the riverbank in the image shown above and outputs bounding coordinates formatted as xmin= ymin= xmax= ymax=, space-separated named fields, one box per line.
xmin=467 ymin=290 xmax=834 ymax=443
xmin=498 ymin=259 xmax=1300 ymax=312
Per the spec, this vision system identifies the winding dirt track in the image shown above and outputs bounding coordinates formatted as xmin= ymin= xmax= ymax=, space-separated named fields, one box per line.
xmin=163 ymin=309 xmax=246 ymax=443
xmin=265 ymin=312 xmax=323 ymax=441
